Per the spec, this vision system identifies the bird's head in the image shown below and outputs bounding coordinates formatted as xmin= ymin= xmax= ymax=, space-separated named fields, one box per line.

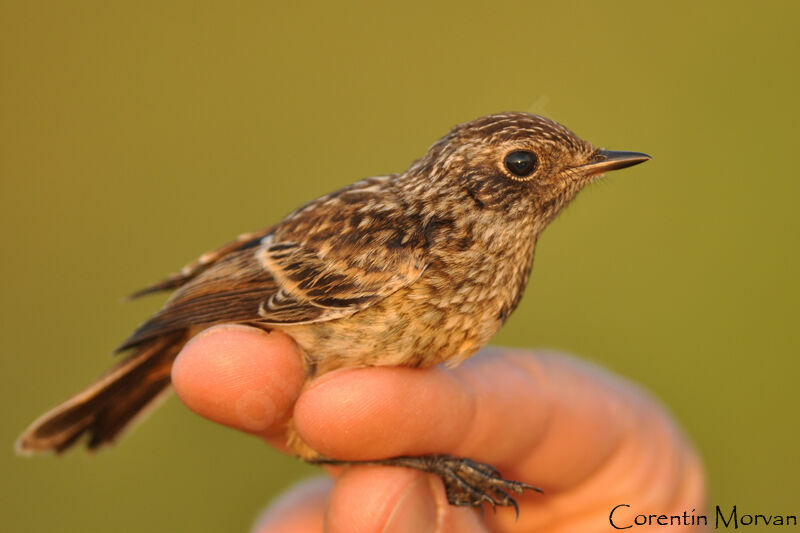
xmin=407 ymin=112 xmax=650 ymax=231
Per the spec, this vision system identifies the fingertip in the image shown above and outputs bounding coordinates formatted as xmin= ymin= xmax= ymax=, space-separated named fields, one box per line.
xmin=172 ymin=325 xmax=305 ymax=435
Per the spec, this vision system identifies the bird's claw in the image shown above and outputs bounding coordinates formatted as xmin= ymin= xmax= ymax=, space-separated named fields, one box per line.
xmin=312 ymin=453 xmax=542 ymax=517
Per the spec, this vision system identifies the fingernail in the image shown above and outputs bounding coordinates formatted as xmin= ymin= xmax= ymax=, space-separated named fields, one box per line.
xmin=382 ymin=476 xmax=437 ymax=533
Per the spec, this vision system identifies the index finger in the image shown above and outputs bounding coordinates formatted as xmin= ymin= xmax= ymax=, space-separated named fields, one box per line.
xmin=293 ymin=348 xmax=675 ymax=490
xmin=171 ymin=325 xmax=306 ymax=440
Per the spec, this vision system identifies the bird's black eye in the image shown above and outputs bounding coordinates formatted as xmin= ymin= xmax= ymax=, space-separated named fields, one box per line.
xmin=504 ymin=150 xmax=538 ymax=178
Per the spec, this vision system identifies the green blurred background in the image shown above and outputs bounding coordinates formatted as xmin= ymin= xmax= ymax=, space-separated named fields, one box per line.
xmin=2 ymin=1 xmax=798 ymax=531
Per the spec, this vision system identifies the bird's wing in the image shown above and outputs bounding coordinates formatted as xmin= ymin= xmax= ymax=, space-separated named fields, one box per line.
xmin=117 ymin=233 xmax=428 ymax=351
xmin=125 ymin=227 xmax=275 ymax=299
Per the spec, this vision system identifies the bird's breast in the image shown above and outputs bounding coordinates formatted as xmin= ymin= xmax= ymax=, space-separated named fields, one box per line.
xmin=279 ymin=226 xmax=537 ymax=375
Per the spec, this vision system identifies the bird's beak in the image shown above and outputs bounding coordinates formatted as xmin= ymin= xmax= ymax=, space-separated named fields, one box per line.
xmin=576 ymin=150 xmax=652 ymax=177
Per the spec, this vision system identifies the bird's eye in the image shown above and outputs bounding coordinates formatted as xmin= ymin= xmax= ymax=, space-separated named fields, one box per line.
xmin=504 ymin=150 xmax=538 ymax=178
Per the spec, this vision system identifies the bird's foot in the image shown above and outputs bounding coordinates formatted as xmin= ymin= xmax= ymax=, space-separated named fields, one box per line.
xmin=310 ymin=453 xmax=542 ymax=516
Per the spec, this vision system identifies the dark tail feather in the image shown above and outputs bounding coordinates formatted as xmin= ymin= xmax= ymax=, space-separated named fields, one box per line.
xmin=16 ymin=332 xmax=185 ymax=454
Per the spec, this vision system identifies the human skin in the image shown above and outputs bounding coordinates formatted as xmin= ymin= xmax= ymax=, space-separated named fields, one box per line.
xmin=171 ymin=325 xmax=706 ymax=532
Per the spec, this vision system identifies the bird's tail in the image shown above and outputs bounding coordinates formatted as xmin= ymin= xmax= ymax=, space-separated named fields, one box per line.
xmin=16 ymin=331 xmax=186 ymax=454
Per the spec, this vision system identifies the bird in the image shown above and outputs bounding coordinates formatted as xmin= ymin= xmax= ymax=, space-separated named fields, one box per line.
xmin=16 ymin=112 xmax=650 ymax=511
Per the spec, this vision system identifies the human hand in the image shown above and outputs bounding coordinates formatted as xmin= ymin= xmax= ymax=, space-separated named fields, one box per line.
xmin=172 ymin=325 xmax=706 ymax=532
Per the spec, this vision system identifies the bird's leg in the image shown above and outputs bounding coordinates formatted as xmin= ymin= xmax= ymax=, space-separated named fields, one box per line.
xmin=309 ymin=454 xmax=542 ymax=515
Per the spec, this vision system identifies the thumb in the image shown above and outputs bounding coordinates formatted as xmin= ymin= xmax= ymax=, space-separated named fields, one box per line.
xmin=326 ymin=466 xmax=489 ymax=533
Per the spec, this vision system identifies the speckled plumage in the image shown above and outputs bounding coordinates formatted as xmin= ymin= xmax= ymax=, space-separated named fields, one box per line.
xmin=18 ymin=112 xmax=649 ymax=508
xmin=120 ymin=113 xmax=597 ymax=373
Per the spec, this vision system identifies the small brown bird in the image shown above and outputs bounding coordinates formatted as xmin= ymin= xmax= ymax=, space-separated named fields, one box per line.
xmin=17 ymin=112 xmax=649 ymax=511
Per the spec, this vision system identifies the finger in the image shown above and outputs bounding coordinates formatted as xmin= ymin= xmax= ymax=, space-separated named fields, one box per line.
xmin=294 ymin=348 xmax=662 ymax=488
xmin=172 ymin=325 xmax=305 ymax=439
xmin=326 ymin=466 xmax=488 ymax=533
xmin=251 ymin=477 xmax=332 ymax=533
